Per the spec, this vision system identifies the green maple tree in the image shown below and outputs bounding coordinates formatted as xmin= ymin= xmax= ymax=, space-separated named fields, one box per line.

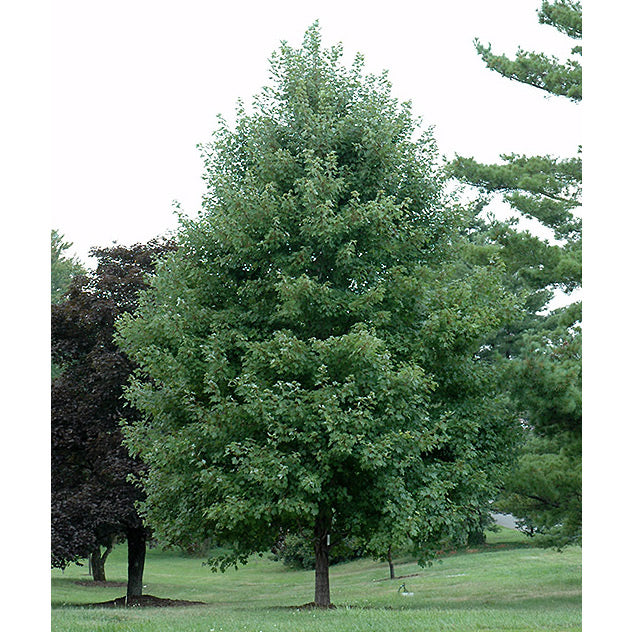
xmin=116 ymin=25 xmax=519 ymax=606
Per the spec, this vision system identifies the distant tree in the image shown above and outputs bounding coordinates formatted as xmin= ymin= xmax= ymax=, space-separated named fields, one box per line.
xmin=51 ymin=239 xmax=175 ymax=597
xmin=496 ymin=304 xmax=581 ymax=545
xmin=116 ymin=25 xmax=518 ymax=608
xmin=51 ymin=230 xmax=86 ymax=379
xmin=51 ymin=229 xmax=85 ymax=304
xmin=450 ymin=0 xmax=582 ymax=547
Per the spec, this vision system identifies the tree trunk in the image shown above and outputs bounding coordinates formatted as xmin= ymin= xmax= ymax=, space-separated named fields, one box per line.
xmin=90 ymin=546 xmax=107 ymax=581
xmin=387 ymin=545 xmax=395 ymax=580
xmin=314 ymin=509 xmax=332 ymax=608
xmin=90 ymin=536 xmax=114 ymax=582
xmin=467 ymin=529 xmax=486 ymax=546
xmin=126 ymin=527 xmax=146 ymax=599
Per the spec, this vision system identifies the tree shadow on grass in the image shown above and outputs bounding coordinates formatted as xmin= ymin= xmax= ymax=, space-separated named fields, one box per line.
xmin=266 ymin=592 xmax=580 ymax=613
xmin=416 ymin=593 xmax=581 ymax=612
xmin=441 ymin=541 xmax=537 ymax=556
xmin=54 ymin=595 xmax=207 ymax=609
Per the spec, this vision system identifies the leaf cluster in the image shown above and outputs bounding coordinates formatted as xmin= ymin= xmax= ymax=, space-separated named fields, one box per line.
xmin=473 ymin=1 xmax=582 ymax=102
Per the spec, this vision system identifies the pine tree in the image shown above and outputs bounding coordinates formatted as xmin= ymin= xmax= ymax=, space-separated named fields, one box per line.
xmin=451 ymin=1 xmax=581 ymax=547
xmin=474 ymin=0 xmax=581 ymax=102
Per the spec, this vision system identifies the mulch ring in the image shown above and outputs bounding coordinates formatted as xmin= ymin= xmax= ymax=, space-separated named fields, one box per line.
xmin=82 ymin=595 xmax=206 ymax=608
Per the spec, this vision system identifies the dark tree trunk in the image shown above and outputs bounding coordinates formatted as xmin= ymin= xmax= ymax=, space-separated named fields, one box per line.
xmin=314 ymin=509 xmax=332 ymax=608
xmin=89 ymin=536 xmax=114 ymax=582
xmin=90 ymin=546 xmax=106 ymax=581
xmin=467 ymin=529 xmax=486 ymax=546
xmin=126 ymin=527 xmax=146 ymax=599
xmin=387 ymin=545 xmax=395 ymax=580
xmin=467 ymin=509 xmax=487 ymax=545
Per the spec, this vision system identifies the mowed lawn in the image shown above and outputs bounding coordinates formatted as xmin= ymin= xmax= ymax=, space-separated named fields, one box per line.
xmin=51 ymin=527 xmax=581 ymax=632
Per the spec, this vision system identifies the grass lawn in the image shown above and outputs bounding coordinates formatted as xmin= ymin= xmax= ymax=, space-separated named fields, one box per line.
xmin=51 ymin=527 xmax=581 ymax=631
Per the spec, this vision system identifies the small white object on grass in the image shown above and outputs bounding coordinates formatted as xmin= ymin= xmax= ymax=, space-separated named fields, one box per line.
xmin=398 ymin=582 xmax=414 ymax=596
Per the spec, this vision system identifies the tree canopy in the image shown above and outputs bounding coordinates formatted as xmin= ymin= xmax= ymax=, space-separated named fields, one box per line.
xmin=116 ymin=24 xmax=518 ymax=607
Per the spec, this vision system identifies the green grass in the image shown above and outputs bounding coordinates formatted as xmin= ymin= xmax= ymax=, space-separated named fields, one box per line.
xmin=51 ymin=527 xmax=581 ymax=631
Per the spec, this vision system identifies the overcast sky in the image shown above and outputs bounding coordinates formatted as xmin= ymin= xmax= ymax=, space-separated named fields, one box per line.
xmin=51 ymin=0 xmax=581 ymax=265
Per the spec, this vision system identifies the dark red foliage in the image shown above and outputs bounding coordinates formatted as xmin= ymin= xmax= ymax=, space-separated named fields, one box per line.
xmin=51 ymin=239 xmax=176 ymax=569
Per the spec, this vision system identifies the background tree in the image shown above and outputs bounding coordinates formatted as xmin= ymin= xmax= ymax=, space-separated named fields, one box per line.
xmin=51 ymin=229 xmax=86 ymax=380
xmin=450 ymin=0 xmax=581 ymax=547
xmin=495 ymin=303 xmax=581 ymax=545
xmin=51 ymin=238 xmax=174 ymax=597
xmin=116 ymin=25 xmax=518 ymax=608
xmin=51 ymin=229 xmax=85 ymax=304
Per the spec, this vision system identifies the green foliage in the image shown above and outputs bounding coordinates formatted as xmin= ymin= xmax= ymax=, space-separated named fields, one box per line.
xmin=497 ymin=433 xmax=581 ymax=546
xmin=451 ymin=154 xmax=581 ymax=240
xmin=51 ymin=229 xmax=85 ymax=304
xmin=499 ymin=304 xmax=581 ymax=547
xmin=51 ymin=229 xmax=86 ymax=379
xmin=474 ymin=1 xmax=582 ymax=102
xmin=450 ymin=151 xmax=581 ymax=316
xmin=116 ymin=24 xmax=518 ymax=603
xmin=539 ymin=0 xmax=582 ymax=39
xmin=513 ymin=307 xmax=581 ymax=439
xmin=451 ymin=2 xmax=582 ymax=548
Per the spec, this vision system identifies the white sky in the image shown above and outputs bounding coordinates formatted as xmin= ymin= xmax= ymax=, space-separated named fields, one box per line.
xmin=51 ymin=0 xmax=581 ymax=265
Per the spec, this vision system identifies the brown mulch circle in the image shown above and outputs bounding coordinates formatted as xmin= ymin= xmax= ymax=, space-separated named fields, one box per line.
xmin=82 ymin=595 xmax=206 ymax=608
